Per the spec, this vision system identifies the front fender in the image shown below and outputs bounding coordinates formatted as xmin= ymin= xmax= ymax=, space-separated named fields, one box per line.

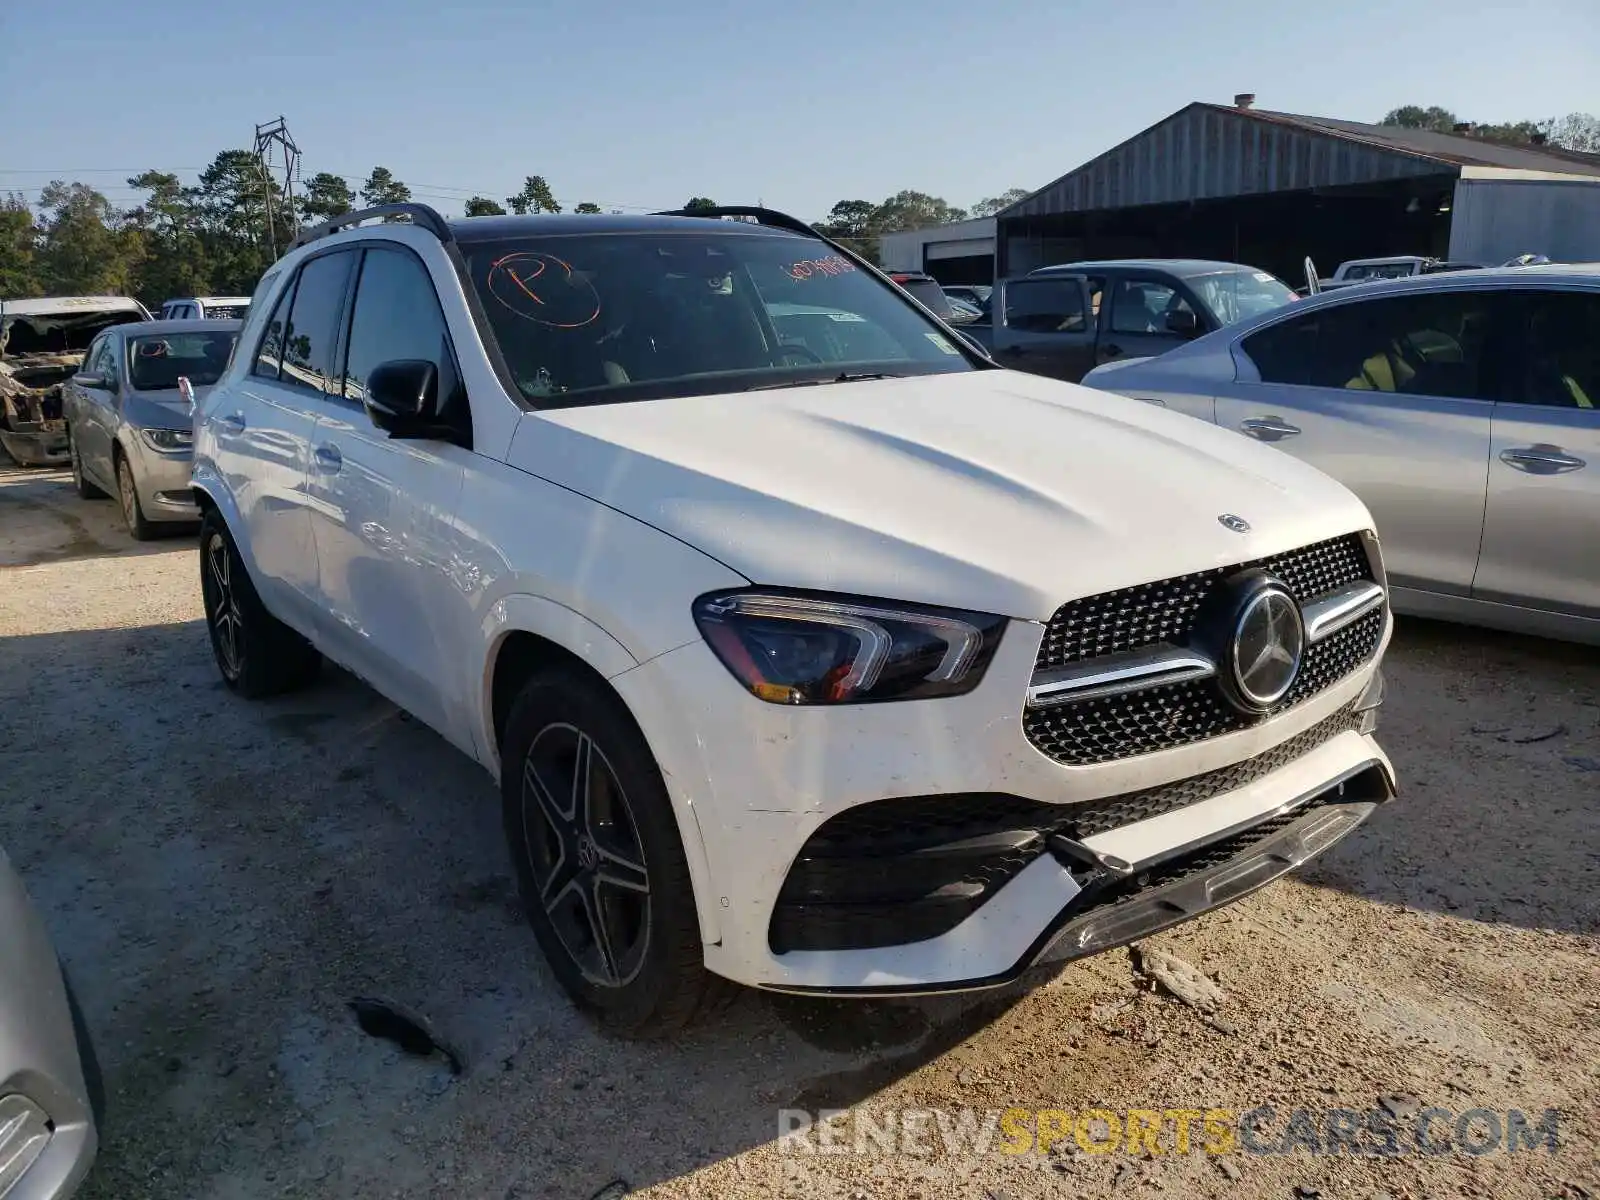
xmin=190 ymin=458 xmax=249 ymax=557
xmin=473 ymin=596 xmax=722 ymax=946
xmin=473 ymin=593 xmax=640 ymax=775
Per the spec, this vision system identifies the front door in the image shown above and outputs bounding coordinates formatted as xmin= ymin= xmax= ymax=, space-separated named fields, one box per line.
xmin=1473 ymin=288 xmax=1600 ymax=617
xmin=1098 ymin=274 xmax=1199 ymax=367
xmin=992 ymin=276 xmax=1097 ymax=382
xmin=72 ymin=334 xmax=119 ymax=489
xmin=1219 ymin=288 xmax=1504 ymax=596
xmin=302 ymin=242 xmax=471 ymax=744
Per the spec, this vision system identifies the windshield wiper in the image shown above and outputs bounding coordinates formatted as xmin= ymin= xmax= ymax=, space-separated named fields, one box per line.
xmin=746 ymin=371 xmax=904 ymax=392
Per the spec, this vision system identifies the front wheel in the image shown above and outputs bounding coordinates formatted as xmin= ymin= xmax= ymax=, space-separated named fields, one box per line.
xmin=116 ymin=455 xmax=154 ymax=540
xmin=198 ymin=510 xmax=321 ymax=698
xmin=501 ymin=668 xmax=714 ymax=1038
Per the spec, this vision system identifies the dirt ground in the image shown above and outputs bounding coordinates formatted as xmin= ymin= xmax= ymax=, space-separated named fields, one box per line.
xmin=1 ymin=459 xmax=1596 ymax=1200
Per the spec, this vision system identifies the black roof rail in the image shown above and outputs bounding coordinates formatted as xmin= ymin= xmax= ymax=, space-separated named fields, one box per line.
xmin=289 ymin=202 xmax=453 ymax=251
xmin=650 ymin=205 xmax=821 ymax=238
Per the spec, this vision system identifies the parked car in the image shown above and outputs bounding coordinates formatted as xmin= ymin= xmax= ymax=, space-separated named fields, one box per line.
xmin=158 ymin=296 xmax=251 ymax=321
xmin=61 ymin=320 xmax=239 ymax=539
xmin=884 ymin=270 xmax=959 ymax=321
xmin=1315 ymin=256 xmax=1439 ymax=291
xmin=0 ymin=843 xmax=100 ymax=1199
xmin=1081 ymin=266 xmax=1600 ymax=643
xmin=0 ymin=296 xmax=150 ymax=466
xmin=942 ymin=284 xmax=992 ymax=311
xmin=191 ymin=202 xmax=1393 ymax=1035
xmin=964 ymin=260 xmax=1298 ymax=382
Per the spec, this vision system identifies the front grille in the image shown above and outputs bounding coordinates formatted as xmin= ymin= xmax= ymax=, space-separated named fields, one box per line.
xmin=769 ymin=706 xmax=1360 ymax=952
xmin=1026 ymin=534 xmax=1379 ymax=766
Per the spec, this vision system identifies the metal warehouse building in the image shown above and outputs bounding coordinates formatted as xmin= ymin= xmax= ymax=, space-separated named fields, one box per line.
xmin=882 ymin=96 xmax=1600 ymax=286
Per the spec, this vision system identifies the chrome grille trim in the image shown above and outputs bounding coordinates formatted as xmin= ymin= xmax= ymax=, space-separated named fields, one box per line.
xmin=1303 ymin=580 xmax=1386 ymax=643
xmin=1026 ymin=646 xmax=1215 ymax=709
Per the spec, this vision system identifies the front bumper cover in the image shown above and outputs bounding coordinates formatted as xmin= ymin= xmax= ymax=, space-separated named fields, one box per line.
xmin=764 ymin=760 xmax=1392 ymax=997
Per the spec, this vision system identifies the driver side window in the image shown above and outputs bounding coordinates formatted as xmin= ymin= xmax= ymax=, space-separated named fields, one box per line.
xmin=341 ymin=245 xmax=464 ymax=416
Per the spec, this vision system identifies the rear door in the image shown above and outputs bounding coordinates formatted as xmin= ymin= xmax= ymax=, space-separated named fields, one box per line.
xmin=220 ymin=253 xmax=356 ymax=621
xmin=1218 ymin=288 xmax=1503 ymax=596
xmin=990 ymin=276 xmax=1097 ymax=381
xmin=1099 ymin=273 xmax=1200 ymax=366
xmin=1473 ymin=288 xmax=1600 ymax=617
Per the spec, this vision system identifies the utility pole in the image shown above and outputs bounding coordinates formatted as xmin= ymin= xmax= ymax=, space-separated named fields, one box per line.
xmin=252 ymin=117 xmax=301 ymax=259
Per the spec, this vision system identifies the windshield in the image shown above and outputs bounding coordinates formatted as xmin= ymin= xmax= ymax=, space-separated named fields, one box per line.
xmin=1188 ymin=270 xmax=1297 ymax=326
xmin=127 ymin=331 xmax=237 ymax=390
xmin=462 ymin=231 xmax=976 ymax=407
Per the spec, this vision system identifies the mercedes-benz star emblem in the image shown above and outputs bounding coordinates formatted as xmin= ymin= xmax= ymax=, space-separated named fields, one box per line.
xmin=1218 ymin=513 xmax=1251 ymax=533
xmin=1229 ymin=585 xmax=1305 ymax=709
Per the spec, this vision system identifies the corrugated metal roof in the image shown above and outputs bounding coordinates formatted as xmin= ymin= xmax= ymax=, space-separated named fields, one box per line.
xmin=1001 ymin=102 xmax=1600 ymax=220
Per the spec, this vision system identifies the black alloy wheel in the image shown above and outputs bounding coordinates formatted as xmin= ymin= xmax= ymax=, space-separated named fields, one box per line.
xmin=196 ymin=510 xmax=321 ymax=697
xmin=202 ymin=528 xmax=244 ymax=682
xmin=519 ymin=723 xmax=652 ymax=988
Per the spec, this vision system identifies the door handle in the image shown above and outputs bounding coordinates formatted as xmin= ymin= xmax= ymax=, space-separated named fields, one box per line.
xmin=220 ymin=412 xmax=246 ymax=433
xmin=999 ymin=344 xmax=1027 ymax=356
xmin=1240 ymin=416 xmax=1302 ymax=441
xmin=1102 ymin=343 xmax=1123 ymax=357
xmin=1139 ymin=397 xmax=1167 ymax=407
xmin=313 ymin=444 xmax=343 ymax=473
xmin=1499 ymin=446 xmax=1586 ymax=475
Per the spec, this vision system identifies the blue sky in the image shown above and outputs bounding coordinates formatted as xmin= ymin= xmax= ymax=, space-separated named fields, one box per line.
xmin=2 ymin=0 xmax=1595 ymax=222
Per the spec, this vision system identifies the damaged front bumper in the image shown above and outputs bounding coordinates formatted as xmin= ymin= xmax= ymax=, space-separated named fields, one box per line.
xmin=0 ymin=370 xmax=71 ymax=466
xmin=0 ymin=420 xmax=69 ymax=466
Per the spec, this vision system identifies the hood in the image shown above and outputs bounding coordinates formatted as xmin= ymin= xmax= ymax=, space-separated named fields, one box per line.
xmin=507 ymin=371 xmax=1374 ymax=621
xmin=125 ymin=384 xmax=213 ymax=429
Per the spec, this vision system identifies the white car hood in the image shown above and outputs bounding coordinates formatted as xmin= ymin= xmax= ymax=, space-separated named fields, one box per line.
xmin=507 ymin=370 xmax=1373 ymax=621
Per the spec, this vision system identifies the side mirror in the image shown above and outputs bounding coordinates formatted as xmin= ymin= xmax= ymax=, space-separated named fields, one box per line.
xmin=1164 ymin=309 xmax=1200 ymax=338
xmin=73 ymin=372 xmax=109 ymax=389
xmin=177 ymin=376 xmax=196 ymax=406
xmin=365 ymin=359 xmax=438 ymax=429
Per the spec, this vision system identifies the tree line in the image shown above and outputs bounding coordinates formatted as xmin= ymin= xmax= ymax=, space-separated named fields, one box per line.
xmin=0 ymin=145 xmax=1024 ymax=307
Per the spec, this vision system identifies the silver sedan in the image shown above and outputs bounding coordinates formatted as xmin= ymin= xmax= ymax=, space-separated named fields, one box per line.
xmin=62 ymin=320 xmax=240 ymax=539
xmin=0 ymin=844 xmax=99 ymax=1198
xmin=1080 ymin=266 xmax=1600 ymax=644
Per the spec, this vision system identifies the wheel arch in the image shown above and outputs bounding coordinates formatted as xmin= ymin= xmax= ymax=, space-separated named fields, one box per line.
xmin=481 ymin=600 xmax=721 ymax=947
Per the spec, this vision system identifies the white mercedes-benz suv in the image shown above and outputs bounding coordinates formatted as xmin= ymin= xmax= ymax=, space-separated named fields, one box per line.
xmin=191 ymin=203 xmax=1394 ymax=1036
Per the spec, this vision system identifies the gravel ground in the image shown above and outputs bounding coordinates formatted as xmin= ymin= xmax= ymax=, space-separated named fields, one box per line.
xmin=1 ymin=459 xmax=1596 ymax=1200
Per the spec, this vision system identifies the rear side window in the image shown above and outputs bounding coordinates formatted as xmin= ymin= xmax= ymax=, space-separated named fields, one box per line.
xmin=1005 ymin=279 xmax=1089 ymax=333
xmin=252 ymin=278 xmax=295 ymax=380
xmin=1519 ymin=290 xmax=1600 ymax=409
xmin=1245 ymin=291 xmax=1498 ymax=401
xmin=1241 ymin=313 xmax=1318 ymax=385
xmin=280 ymin=250 xmax=356 ymax=393
xmin=341 ymin=246 xmax=461 ymax=409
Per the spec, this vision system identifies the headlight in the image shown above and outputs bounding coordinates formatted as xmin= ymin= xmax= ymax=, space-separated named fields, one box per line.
xmin=141 ymin=428 xmax=193 ymax=452
xmin=692 ymin=589 xmax=1007 ymax=705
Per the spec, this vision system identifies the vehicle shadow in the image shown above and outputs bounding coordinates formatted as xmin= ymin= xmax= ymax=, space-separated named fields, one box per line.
xmin=1300 ymin=615 xmax=1600 ymax=937
xmin=0 ymin=464 xmax=195 ymax=568
xmin=0 ymin=618 xmax=1045 ymax=1200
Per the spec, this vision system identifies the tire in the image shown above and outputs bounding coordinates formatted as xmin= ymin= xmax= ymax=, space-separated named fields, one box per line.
xmin=198 ymin=509 xmax=321 ymax=698
xmin=116 ymin=453 xmax=155 ymax=540
xmin=69 ymin=429 xmax=107 ymax=499
xmin=501 ymin=667 xmax=714 ymax=1038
